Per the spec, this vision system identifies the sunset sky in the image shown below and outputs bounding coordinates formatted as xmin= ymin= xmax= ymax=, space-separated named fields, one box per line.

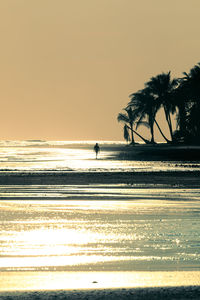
xmin=0 ymin=0 xmax=200 ymax=141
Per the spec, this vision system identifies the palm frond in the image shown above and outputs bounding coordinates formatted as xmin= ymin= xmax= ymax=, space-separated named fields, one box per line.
xmin=136 ymin=121 xmax=150 ymax=130
xmin=117 ymin=113 xmax=129 ymax=123
xmin=123 ymin=124 xmax=130 ymax=142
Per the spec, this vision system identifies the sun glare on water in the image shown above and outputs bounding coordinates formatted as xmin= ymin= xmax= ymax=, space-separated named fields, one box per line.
xmin=1 ymin=190 xmax=200 ymax=291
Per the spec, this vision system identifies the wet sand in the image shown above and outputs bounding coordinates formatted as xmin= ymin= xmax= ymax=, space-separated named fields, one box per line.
xmin=117 ymin=144 xmax=200 ymax=161
xmin=0 ymin=286 xmax=200 ymax=300
xmin=0 ymin=145 xmax=199 ymax=298
xmin=1 ymin=270 xmax=200 ymax=298
xmin=0 ymin=170 xmax=199 ymax=187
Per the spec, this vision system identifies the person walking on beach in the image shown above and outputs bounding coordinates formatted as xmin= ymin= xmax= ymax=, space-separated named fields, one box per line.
xmin=94 ymin=143 xmax=100 ymax=159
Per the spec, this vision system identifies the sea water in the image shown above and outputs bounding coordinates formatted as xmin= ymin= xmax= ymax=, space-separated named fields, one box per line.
xmin=0 ymin=140 xmax=199 ymax=172
xmin=0 ymin=141 xmax=200 ymax=290
xmin=0 ymin=195 xmax=200 ymax=273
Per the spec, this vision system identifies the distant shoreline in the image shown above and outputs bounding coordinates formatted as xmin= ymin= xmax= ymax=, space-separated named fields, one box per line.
xmin=115 ymin=144 xmax=200 ymax=161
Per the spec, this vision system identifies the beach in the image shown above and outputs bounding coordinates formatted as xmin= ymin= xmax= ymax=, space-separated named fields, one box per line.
xmin=1 ymin=286 xmax=200 ymax=300
xmin=0 ymin=141 xmax=200 ymax=298
xmin=0 ymin=170 xmax=199 ymax=187
xmin=2 ymin=0 xmax=200 ymax=297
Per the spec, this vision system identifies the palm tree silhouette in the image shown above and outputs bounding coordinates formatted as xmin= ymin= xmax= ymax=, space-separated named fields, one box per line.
xmin=118 ymin=62 xmax=200 ymax=145
xmin=145 ymin=72 xmax=178 ymax=142
xmin=172 ymin=78 xmax=188 ymax=142
xmin=117 ymin=107 xmax=150 ymax=144
xmin=128 ymin=89 xmax=158 ymax=144
xmin=129 ymin=87 xmax=173 ymax=143
xmin=117 ymin=107 xmax=136 ymax=144
xmin=179 ymin=63 xmax=200 ymax=143
xmin=123 ymin=124 xmax=130 ymax=143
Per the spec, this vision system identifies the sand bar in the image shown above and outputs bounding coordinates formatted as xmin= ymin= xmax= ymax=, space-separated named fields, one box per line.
xmin=0 ymin=171 xmax=199 ymax=187
xmin=1 ymin=271 xmax=200 ymax=299
xmin=0 ymin=286 xmax=200 ymax=300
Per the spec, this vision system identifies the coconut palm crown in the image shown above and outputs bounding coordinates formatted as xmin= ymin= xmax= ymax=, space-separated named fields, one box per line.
xmin=118 ymin=62 xmax=200 ymax=145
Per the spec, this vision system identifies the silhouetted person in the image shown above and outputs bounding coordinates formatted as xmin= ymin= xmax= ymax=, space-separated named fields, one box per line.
xmin=94 ymin=143 xmax=100 ymax=159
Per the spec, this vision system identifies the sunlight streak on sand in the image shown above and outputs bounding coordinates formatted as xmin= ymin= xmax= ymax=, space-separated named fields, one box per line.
xmin=1 ymin=271 xmax=200 ymax=291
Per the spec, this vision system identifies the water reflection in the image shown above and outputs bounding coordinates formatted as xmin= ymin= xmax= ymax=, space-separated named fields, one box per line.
xmin=1 ymin=196 xmax=200 ymax=272
xmin=0 ymin=141 xmax=199 ymax=172
xmin=0 ymin=185 xmax=200 ymax=200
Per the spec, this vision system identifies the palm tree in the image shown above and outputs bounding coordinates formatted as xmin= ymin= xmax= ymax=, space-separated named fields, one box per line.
xmin=118 ymin=63 xmax=200 ymax=145
xmin=117 ymin=107 xmax=150 ymax=144
xmin=129 ymin=88 xmax=170 ymax=143
xmin=182 ymin=63 xmax=200 ymax=100
xmin=129 ymin=89 xmax=157 ymax=143
xmin=145 ymin=72 xmax=178 ymax=142
xmin=179 ymin=63 xmax=200 ymax=143
xmin=172 ymin=79 xmax=188 ymax=142
xmin=123 ymin=124 xmax=130 ymax=143
xmin=117 ymin=107 xmax=136 ymax=144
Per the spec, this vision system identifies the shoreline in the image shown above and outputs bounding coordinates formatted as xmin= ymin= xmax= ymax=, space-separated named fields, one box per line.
xmin=0 ymin=170 xmax=199 ymax=187
xmin=1 ymin=143 xmax=200 ymax=298
xmin=1 ymin=286 xmax=200 ymax=300
xmin=1 ymin=271 xmax=200 ymax=298
xmin=116 ymin=144 xmax=200 ymax=161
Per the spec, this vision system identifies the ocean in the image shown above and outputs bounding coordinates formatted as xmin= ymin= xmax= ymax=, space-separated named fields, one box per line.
xmin=0 ymin=140 xmax=199 ymax=172
xmin=0 ymin=141 xmax=200 ymax=291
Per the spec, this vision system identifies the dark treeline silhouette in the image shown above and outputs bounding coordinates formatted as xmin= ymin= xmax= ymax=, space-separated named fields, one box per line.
xmin=118 ymin=62 xmax=200 ymax=145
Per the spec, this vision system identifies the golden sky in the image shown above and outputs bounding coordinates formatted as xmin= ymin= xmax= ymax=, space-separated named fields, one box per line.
xmin=0 ymin=0 xmax=200 ymax=141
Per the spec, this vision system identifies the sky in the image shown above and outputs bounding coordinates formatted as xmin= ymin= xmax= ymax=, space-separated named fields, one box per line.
xmin=0 ymin=0 xmax=200 ymax=141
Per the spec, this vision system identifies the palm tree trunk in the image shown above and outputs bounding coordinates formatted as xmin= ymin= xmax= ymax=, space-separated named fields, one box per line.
xmin=178 ymin=104 xmax=187 ymax=137
xmin=130 ymin=123 xmax=135 ymax=144
xmin=167 ymin=112 xmax=174 ymax=141
xmin=126 ymin=125 xmax=150 ymax=144
xmin=164 ymin=108 xmax=173 ymax=141
xmin=150 ymin=124 xmax=155 ymax=143
xmin=123 ymin=124 xmax=130 ymax=143
xmin=149 ymin=117 xmax=155 ymax=143
xmin=154 ymin=119 xmax=171 ymax=143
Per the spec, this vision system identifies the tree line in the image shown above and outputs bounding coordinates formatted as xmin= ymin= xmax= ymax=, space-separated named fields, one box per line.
xmin=117 ymin=62 xmax=200 ymax=145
